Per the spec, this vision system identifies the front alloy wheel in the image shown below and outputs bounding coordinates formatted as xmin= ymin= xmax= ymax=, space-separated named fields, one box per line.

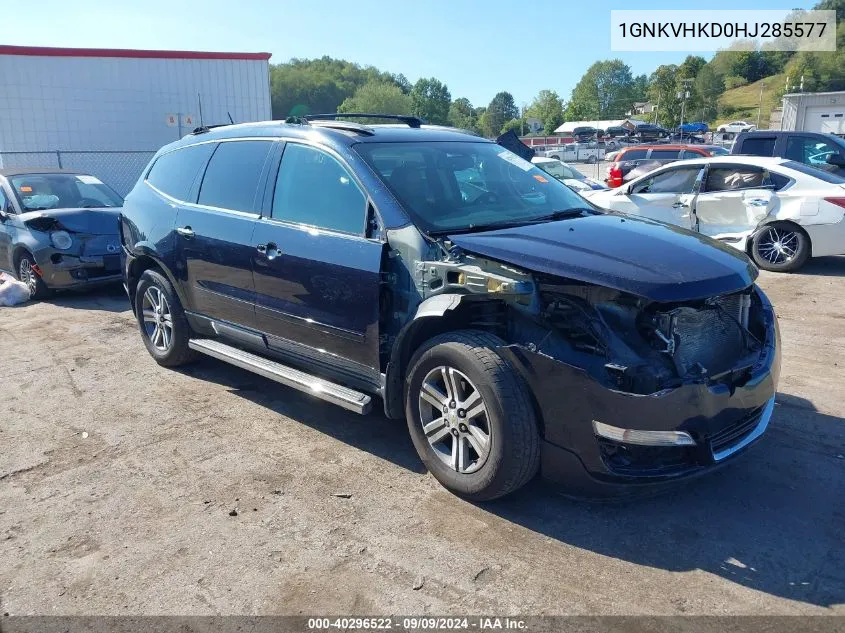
xmin=141 ymin=285 xmax=173 ymax=352
xmin=419 ymin=366 xmax=491 ymax=474
xmin=405 ymin=330 xmax=540 ymax=501
xmin=17 ymin=253 xmax=50 ymax=299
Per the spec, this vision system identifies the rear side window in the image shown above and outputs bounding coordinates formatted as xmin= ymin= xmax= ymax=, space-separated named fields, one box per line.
xmin=741 ymin=137 xmax=777 ymax=156
xmin=272 ymin=143 xmax=366 ymax=234
xmin=621 ymin=149 xmax=648 ymax=160
xmin=784 ymin=160 xmax=845 ymax=184
xmin=648 ymin=149 xmax=681 ymax=159
xmin=198 ymin=140 xmax=274 ymax=212
xmin=704 ymin=166 xmax=766 ymax=192
xmin=146 ymin=144 xmax=215 ymax=201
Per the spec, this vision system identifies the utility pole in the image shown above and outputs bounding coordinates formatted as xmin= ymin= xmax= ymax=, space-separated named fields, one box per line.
xmin=756 ymin=81 xmax=765 ymax=128
xmin=677 ymin=79 xmax=692 ymax=140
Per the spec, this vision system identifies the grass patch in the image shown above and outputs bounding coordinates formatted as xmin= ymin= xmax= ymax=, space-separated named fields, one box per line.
xmin=717 ymin=73 xmax=786 ymax=129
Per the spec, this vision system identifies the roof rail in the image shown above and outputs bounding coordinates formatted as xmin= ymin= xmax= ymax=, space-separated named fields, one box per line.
xmin=305 ymin=113 xmax=425 ymax=128
xmin=190 ymin=124 xmax=230 ymax=135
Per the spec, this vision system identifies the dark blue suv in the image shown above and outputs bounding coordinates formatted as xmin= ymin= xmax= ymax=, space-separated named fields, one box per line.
xmin=120 ymin=114 xmax=780 ymax=500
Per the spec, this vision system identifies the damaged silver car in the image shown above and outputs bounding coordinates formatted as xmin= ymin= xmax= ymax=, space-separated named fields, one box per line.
xmin=0 ymin=169 xmax=123 ymax=298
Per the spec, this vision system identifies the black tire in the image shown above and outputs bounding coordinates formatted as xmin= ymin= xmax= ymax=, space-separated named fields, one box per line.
xmin=15 ymin=251 xmax=51 ymax=299
xmin=134 ymin=268 xmax=196 ymax=367
xmin=750 ymin=222 xmax=811 ymax=273
xmin=404 ymin=330 xmax=540 ymax=501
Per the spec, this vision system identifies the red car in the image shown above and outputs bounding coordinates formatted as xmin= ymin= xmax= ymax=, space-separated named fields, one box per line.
xmin=606 ymin=144 xmax=729 ymax=188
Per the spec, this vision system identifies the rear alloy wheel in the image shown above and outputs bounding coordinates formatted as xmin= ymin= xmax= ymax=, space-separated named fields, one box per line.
xmin=751 ymin=223 xmax=811 ymax=272
xmin=134 ymin=269 xmax=196 ymax=367
xmin=405 ymin=330 xmax=540 ymax=501
xmin=17 ymin=253 xmax=50 ymax=299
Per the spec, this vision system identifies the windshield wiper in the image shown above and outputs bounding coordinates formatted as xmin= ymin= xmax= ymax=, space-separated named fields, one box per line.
xmin=433 ymin=208 xmax=598 ymax=236
xmin=528 ymin=207 xmax=598 ymax=222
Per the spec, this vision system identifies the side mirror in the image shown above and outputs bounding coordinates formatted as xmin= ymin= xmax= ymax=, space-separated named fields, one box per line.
xmin=826 ymin=153 xmax=845 ymax=168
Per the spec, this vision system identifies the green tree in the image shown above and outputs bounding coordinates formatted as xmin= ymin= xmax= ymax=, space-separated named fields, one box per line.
xmin=481 ymin=92 xmax=519 ymax=137
xmin=338 ymin=81 xmax=413 ymax=116
xmin=448 ymin=97 xmax=479 ymax=133
xmin=410 ymin=77 xmax=451 ymax=125
xmin=269 ymin=56 xmax=408 ymax=119
xmin=631 ymin=74 xmax=649 ymax=104
xmin=678 ymin=55 xmax=707 ymax=81
xmin=525 ymin=90 xmax=564 ymax=134
xmin=694 ymin=64 xmax=724 ymax=123
xmin=391 ymin=73 xmax=412 ymax=94
xmin=648 ymin=64 xmax=681 ymax=127
xmin=501 ymin=118 xmax=526 ymax=135
xmin=567 ymin=60 xmax=636 ymax=119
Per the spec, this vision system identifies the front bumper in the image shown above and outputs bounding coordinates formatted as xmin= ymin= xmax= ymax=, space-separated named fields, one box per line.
xmin=499 ymin=289 xmax=781 ymax=499
xmin=34 ymin=249 xmax=123 ymax=290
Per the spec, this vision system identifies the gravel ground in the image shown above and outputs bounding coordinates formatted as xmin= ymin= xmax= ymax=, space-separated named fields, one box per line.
xmin=1 ymin=260 xmax=844 ymax=616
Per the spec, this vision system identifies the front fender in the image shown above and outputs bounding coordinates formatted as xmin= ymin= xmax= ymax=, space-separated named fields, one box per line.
xmin=383 ymin=293 xmax=467 ymax=419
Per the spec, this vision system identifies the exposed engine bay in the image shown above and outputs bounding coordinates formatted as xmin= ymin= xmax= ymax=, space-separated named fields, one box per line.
xmin=383 ymin=228 xmax=765 ymax=397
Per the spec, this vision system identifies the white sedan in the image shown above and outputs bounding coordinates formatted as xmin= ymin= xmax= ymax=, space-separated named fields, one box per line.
xmin=582 ymin=156 xmax=845 ymax=272
xmin=531 ymin=157 xmax=606 ymax=193
xmin=717 ymin=120 xmax=756 ymax=134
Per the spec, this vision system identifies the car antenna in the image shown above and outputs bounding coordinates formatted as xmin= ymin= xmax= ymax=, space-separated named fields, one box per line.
xmin=227 ymin=111 xmax=234 ymax=125
xmin=198 ymin=93 xmax=204 ymax=127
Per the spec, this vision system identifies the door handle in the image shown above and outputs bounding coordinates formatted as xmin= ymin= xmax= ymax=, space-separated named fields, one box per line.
xmin=672 ymin=202 xmax=688 ymax=208
xmin=175 ymin=226 xmax=194 ymax=238
xmin=257 ymin=242 xmax=280 ymax=259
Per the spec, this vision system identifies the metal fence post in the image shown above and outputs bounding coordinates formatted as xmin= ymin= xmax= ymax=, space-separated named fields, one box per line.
xmin=56 ymin=150 xmax=63 ymax=168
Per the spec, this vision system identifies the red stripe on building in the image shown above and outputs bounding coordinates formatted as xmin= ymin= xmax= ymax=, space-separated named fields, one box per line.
xmin=0 ymin=45 xmax=271 ymax=61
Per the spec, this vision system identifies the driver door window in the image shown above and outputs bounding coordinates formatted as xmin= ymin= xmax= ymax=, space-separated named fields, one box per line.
xmin=272 ymin=143 xmax=367 ymax=235
xmin=631 ymin=167 xmax=700 ymax=194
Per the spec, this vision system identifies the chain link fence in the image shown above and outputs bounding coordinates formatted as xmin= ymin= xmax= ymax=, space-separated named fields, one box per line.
xmin=0 ymin=150 xmax=156 ymax=197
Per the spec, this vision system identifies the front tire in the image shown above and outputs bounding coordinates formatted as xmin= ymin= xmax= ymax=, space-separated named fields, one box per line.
xmin=404 ymin=330 xmax=540 ymax=501
xmin=135 ymin=269 xmax=196 ymax=366
xmin=16 ymin=252 xmax=51 ymax=299
xmin=750 ymin=222 xmax=811 ymax=272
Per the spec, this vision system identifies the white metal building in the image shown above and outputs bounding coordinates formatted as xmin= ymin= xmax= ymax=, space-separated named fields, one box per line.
xmin=554 ymin=119 xmax=646 ymax=134
xmin=0 ymin=45 xmax=272 ymax=194
xmin=780 ymin=91 xmax=845 ymax=135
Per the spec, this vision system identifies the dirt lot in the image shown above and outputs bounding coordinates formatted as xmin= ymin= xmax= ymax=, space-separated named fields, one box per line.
xmin=1 ymin=259 xmax=844 ymax=616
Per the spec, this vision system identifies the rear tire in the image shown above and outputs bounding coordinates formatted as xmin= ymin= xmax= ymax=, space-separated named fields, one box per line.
xmin=404 ymin=330 xmax=540 ymax=501
xmin=750 ymin=222 xmax=811 ymax=272
xmin=135 ymin=269 xmax=196 ymax=367
xmin=16 ymin=251 xmax=51 ymax=299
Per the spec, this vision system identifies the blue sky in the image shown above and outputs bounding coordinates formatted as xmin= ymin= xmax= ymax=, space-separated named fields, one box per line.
xmin=4 ymin=0 xmax=818 ymax=108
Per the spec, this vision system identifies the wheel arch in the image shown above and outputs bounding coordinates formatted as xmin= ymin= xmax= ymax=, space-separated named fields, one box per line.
xmin=382 ymin=295 xmax=546 ymax=439
xmin=126 ymin=251 xmax=185 ymax=315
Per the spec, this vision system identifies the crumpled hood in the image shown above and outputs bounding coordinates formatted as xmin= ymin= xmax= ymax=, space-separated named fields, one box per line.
xmin=448 ymin=213 xmax=758 ymax=302
xmin=20 ymin=207 xmax=121 ymax=235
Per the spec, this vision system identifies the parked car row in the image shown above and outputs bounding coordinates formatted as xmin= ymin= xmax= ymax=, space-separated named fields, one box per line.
xmin=11 ymin=114 xmax=844 ymax=504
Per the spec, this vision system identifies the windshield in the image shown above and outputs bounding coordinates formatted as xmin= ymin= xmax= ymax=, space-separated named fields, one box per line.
xmin=708 ymin=147 xmax=730 ymax=156
xmin=355 ymin=141 xmax=593 ymax=233
xmin=10 ymin=173 xmax=123 ymax=211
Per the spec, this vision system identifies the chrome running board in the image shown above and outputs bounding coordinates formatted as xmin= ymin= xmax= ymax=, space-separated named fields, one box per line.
xmin=188 ymin=338 xmax=372 ymax=415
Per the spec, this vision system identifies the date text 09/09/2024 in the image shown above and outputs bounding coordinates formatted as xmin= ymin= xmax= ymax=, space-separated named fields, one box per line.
xmin=307 ymin=617 xmax=528 ymax=630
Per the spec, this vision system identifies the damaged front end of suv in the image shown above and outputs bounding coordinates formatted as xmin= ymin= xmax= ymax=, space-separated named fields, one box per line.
xmin=382 ymin=215 xmax=779 ymax=498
